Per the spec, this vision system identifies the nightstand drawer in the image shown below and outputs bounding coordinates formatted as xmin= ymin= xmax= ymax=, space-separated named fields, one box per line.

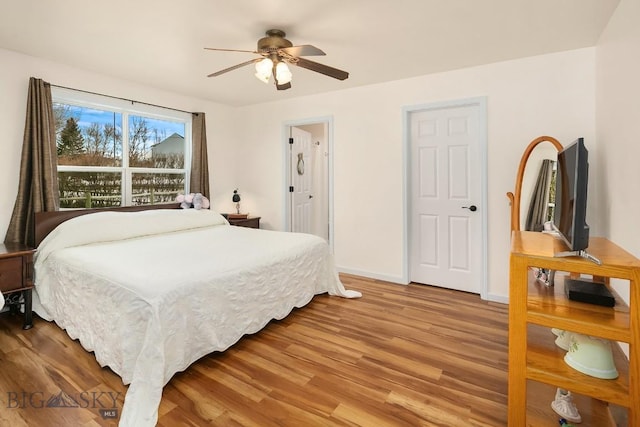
xmin=226 ymin=216 xmax=261 ymax=229
xmin=233 ymin=217 xmax=260 ymax=229
xmin=0 ymin=257 xmax=23 ymax=292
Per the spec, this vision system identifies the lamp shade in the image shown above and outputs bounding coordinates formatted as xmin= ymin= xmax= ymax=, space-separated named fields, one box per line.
xmin=554 ymin=329 xmax=573 ymax=351
xmin=564 ymin=334 xmax=618 ymax=379
xmin=275 ymin=62 xmax=292 ymax=84
xmin=254 ymin=58 xmax=273 ymax=84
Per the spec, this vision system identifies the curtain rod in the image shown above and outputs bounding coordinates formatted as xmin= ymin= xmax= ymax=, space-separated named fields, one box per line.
xmin=49 ymin=83 xmax=197 ymax=116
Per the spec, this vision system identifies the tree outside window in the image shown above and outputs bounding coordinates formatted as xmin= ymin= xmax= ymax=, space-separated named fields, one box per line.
xmin=53 ymin=98 xmax=190 ymax=208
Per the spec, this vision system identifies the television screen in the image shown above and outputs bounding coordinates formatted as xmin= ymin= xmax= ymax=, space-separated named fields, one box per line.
xmin=553 ymin=138 xmax=590 ymax=251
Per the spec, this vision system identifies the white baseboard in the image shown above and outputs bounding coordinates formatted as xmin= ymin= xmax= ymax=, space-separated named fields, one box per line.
xmin=337 ymin=267 xmax=510 ymax=304
xmin=485 ymin=293 xmax=509 ymax=305
xmin=336 ymin=266 xmax=408 ymax=285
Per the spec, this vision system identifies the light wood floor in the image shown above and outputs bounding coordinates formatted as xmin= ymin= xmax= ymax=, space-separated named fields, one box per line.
xmin=0 ymin=274 xmax=511 ymax=426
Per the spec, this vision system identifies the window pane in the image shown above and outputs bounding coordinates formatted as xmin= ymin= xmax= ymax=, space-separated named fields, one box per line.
xmin=58 ymin=171 xmax=122 ymax=208
xmin=54 ymin=103 xmax=122 ymax=166
xmin=132 ymin=172 xmax=185 ymax=205
xmin=129 ymin=116 xmax=185 ymax=168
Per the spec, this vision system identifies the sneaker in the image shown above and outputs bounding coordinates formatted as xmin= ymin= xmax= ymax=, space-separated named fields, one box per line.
xmin=551 ymin=388 xmax=582 ymax=423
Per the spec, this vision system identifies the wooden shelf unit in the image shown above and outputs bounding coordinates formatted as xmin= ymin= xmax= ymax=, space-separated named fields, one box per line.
xmin=526 ymin=380 xmax=620 ymax=426
xmin=508 ymin=231 xmax=639 ymax=426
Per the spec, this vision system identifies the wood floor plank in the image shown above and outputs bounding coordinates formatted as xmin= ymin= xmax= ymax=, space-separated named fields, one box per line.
xmin=0 ymin=274 xmax=519 ymax=426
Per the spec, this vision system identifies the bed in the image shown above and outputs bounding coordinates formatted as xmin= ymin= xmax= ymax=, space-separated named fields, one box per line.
xmin=33 ymin=205 xmax=360 ymax=426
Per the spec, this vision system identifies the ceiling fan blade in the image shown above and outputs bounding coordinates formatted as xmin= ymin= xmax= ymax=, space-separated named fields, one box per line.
xmin=276 ymin=82 xmax=292 ymax=91
xmin=207 ymin=58 xmax=260 ymax=77
xmin=279 ymin=45 xmax=325 ymax=57
xmin=293 ymin=57 xmax=349 ymax=81
xmin=204 ymin=47 xmax=259 ymax=54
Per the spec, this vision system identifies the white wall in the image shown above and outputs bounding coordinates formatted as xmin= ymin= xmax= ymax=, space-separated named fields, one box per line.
xmin=596 ymin=0 xmax=640 ymax=305
xmin=233 ymin=48 xmax=597 ymax=300
xmin=1 ymin=46 xmax=599 ymax=302
xmin=0 ymin=48 xmax=236 ymax=238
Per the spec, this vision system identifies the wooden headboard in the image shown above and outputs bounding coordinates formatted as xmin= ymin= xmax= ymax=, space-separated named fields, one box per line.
xmin=34 ymin=203 xmax=181 ymax=247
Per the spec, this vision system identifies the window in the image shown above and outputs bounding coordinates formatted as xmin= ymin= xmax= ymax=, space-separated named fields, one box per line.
xmin=52 ymin=87 xmax=191 ymax=208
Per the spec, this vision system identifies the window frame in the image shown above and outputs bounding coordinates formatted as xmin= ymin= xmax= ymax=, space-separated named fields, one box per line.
xmin=51 ymin=87 xmax=192 ymax=208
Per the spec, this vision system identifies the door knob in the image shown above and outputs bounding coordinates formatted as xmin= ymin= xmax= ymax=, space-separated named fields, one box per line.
xmin=462 ymin=205 xmax=477 ymax=212
xmin=308 ymin=195 xmax=313 ymax=199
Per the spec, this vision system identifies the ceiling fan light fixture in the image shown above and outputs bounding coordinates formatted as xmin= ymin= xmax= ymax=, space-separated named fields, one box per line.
xmin=206 ymin=29 xmax=349 ymax=89
xmin=254 ymin=57 xmax=273 ymax=84
xmin=275 ymin=62 xmax=292 ymax=85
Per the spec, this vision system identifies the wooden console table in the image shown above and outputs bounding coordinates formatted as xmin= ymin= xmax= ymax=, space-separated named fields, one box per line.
xmin=508 ymin=231 xmax=639 ymax=426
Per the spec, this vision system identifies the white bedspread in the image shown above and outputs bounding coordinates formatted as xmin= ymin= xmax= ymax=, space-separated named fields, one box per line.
xmin=33 ymin=209 xmax=360 ymax=426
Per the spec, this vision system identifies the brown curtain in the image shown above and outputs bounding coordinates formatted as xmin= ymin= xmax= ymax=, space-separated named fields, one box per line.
xmin=190 ymin=112 xmax=210 ymax=197
xmin=4 ymin=78 xmax=59 ymax=247
xmin=525 ymin=159 xmax=553 ymax=232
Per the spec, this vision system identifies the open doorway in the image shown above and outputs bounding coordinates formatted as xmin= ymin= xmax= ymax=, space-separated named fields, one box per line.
xmin=284 ymin=117 xmax=333 ymax=248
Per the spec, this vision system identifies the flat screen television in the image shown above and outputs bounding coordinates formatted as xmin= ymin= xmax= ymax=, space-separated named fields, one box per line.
xmin=553 ymin=137 xmax=590 ymax=252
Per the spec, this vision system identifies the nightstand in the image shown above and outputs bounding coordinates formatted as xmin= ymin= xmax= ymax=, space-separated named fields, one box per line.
xmin=227 ymin=216 xmax=260 ymax=229
xmin=0 ymin=243 xmax=35 ymax=329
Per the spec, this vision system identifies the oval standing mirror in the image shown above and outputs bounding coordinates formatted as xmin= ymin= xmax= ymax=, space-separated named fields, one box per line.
xmin=507 ymin=136 xmax=563 ymax=232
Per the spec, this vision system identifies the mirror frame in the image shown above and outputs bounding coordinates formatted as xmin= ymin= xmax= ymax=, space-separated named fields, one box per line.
xmin=507 ymin=136 xmax=563 ymax=232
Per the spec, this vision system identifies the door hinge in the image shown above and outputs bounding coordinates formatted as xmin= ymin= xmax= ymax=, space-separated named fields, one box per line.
xmin=289 ymin=186 xmax=294 ymax=192
xmin=289 ymin=137 xmax=294 ymax=145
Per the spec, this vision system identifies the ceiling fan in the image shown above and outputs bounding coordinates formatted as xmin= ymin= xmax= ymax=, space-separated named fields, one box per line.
xmin=205 ymin=29 xmax=349 ymax=91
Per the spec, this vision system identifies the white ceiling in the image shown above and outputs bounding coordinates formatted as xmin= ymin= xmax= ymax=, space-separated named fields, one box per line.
xmin=0 ymin=0 xmax=619 ymax=107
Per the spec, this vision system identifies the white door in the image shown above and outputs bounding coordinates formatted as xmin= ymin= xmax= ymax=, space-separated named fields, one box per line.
xmin=290 ymin=126 xmax=313 ymax=233
xmin=409 ymin=103 xmax=484 ymax=294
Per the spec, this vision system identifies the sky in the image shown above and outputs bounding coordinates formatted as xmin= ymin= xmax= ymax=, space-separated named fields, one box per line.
xmin=58 ymin=103 xmax=185 ymax=141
